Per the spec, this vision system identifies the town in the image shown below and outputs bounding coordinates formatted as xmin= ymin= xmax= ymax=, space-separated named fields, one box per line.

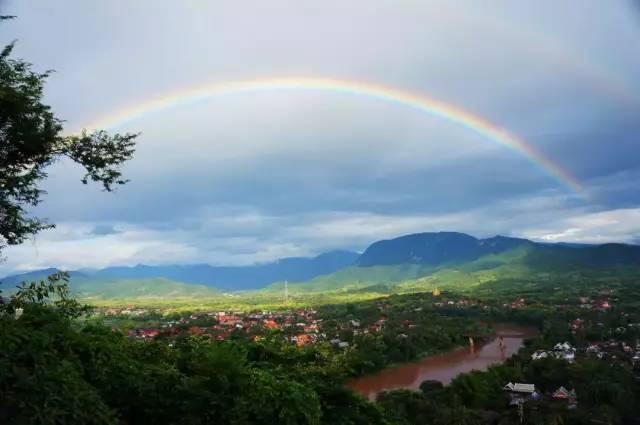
xmin=93 ymin=285 xmax=640 ymax=381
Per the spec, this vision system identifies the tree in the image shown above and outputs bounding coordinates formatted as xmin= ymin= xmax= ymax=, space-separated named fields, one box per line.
xmin=0 ymin=275 xmax=118 ymax=424
xmin=419 ymin=379 xmax=444 ymax=395
xmin=377 ymin=390 xmax=435 ymax=425
xmin=0 ymin=16 xmax=137 ymax=255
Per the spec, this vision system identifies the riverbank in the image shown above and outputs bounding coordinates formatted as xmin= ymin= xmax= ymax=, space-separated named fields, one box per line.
xmin=347 ymin=324 xmax=538 ymax=401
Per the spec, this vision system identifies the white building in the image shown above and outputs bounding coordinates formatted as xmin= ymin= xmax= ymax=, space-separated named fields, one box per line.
xmin=531 ymin=350 xmax=549 ymax=360
xmin=504 ymin=382 xmax=536 ymax=394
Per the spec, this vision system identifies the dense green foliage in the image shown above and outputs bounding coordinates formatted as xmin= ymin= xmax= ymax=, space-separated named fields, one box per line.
xmin=0 ymin=277 xmax=388 ymax=425
xmin=4 ymin=272 xmax=640 ymax=424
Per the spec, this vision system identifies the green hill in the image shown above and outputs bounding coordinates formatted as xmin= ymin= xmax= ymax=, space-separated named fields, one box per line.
xmin=265 ymin=264 xmax=436 ymax=294
xmin=4 ymin=232 xmax=640 ymax=307
xmin=70 ymin=277 xmax=219 ymax=301
xmin=268 ymin=243 xmax=640 ymax=297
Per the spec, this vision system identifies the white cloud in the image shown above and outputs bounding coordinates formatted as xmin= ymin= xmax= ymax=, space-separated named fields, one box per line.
xmin=2 ymin=198 xmax=640 ymax=275
xmin=522 ymin=208 xmax=640 ymax=244
xmin=0 ymin=224 xmax=201 ymax=273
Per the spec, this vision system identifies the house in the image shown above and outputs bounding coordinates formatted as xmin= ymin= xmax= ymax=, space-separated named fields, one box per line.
xmin=586 ymin=344 xmax=601 ymax=353
xmin=296 ymin=334 xmax=312 ymax=346
xmin=295 ymin=335 xmax=310 ymax=346
xmin=138 ymin=329 xmax=160 ymax=339
xmin=188 ymin=326 xmax=205 ymax=335
xmin=504 ymin=382 xmax=538 ymax=407
xmin=531 ymin=350 xmax=549 ymax=360
xmin=503 ymin=382 xmax=536 ymax=394
xmin=303 ymin=324 xmax=318 ymax=333
xmin=553 ymin=342 xmax=574 ymax=351
xmin=552 ymin=342 xmax=576 ymax=361
xmin=586 ymin=344 xmax=603 ymax=358
xmin=559 ymin=350 xmax=575 ymax=362
xmin=510 ymin=298 xmax=525 ymax=309
xmin=369 ymin=324 xmax=382 ymax=333
xmin=552 ymin=386 xmax=571 ymax=399
xmin=570 ymin=319 xmax=584 ymax=330
xmin=552 ymin=386 xmax=577 ymax=408
xmin=263 ymin=320 xmax=279 ymax=330
xmin=218 ymin=315 xmax=240 ymax=324
xmin=595 ymin=300 xmax=611 ymax=311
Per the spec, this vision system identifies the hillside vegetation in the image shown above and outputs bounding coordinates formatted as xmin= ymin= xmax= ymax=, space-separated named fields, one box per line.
xmin=3 ymin=232 xmax=640 ymax=307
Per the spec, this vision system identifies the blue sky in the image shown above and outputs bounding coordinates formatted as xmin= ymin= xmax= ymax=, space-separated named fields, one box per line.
xmin=1 ymin=1 xmax=640 ymax=273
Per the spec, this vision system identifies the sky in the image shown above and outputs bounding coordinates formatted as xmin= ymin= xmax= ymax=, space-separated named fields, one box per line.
xmin=1 ymin=0 xmax=640 ymax=274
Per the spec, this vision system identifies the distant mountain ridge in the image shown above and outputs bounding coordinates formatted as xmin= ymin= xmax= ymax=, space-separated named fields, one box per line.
xmin=0 ymin=268 xmax=72 ymax=288
xmin=0 ymin=250 xmax=360 ymax=291
xmin=3 ymin=232 xmax=640 ymax=299
xmin=357 ymin=232 xmax=535 ymax=267
xmin=356 ymin=231 xmax=640 ymax=268
xmin=356 ymin=232 xmax=640 ymax=267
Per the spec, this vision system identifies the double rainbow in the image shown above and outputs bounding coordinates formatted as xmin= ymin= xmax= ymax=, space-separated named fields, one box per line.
xmin=78 ymin=77 xmax=585 ymax=196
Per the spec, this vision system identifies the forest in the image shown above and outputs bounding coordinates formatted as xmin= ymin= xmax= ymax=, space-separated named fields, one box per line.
xmin=2 ymin=272 xmax=640 ymax=424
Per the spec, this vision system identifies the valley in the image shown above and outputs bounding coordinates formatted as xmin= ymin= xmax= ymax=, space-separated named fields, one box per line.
xmin=4 ymin=232 xmax=638 ymax=313
xmin=4 ymin=231 xmax=640 ymax=424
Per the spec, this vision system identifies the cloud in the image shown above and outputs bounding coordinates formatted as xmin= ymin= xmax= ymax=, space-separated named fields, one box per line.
xmin=0 ymin=192 xmax=626 ymax=275
xmin=0 ymin=0 xmax=639 ymax=273
xmin=521 ymin=208 xmax=640 ymax=244
xmin=90 ymin=224 xmax=119 ymax=236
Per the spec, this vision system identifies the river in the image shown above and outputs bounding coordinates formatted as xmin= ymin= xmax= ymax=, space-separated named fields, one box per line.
xmin=347 ymin=324 xmax=538 ymax=401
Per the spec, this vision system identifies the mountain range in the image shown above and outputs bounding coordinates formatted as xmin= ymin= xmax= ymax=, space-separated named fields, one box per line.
xmin=2 ymin=231 xmax=639 ymax=300
xmin=357 ymin=232 xmax=535 ymax=266
xmin=0 ymin=250 xmax=360 ymax=291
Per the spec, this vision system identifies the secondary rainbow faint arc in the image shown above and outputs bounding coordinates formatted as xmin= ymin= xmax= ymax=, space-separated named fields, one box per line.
xmin=78 ymin=77 xmax=585 ymax=196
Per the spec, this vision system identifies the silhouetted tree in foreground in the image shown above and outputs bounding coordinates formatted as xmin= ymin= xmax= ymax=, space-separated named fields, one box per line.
xmin=0 ymin=16 xmax=137 ymax=255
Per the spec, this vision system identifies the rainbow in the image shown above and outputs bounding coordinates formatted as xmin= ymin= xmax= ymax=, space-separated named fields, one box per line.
xmin=77 ymin=77 xmax=585 ymax=195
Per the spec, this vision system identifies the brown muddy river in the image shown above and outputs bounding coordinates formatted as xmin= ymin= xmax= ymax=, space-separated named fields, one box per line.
xmin=347 ymin=324 xmax=538 ymax=401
